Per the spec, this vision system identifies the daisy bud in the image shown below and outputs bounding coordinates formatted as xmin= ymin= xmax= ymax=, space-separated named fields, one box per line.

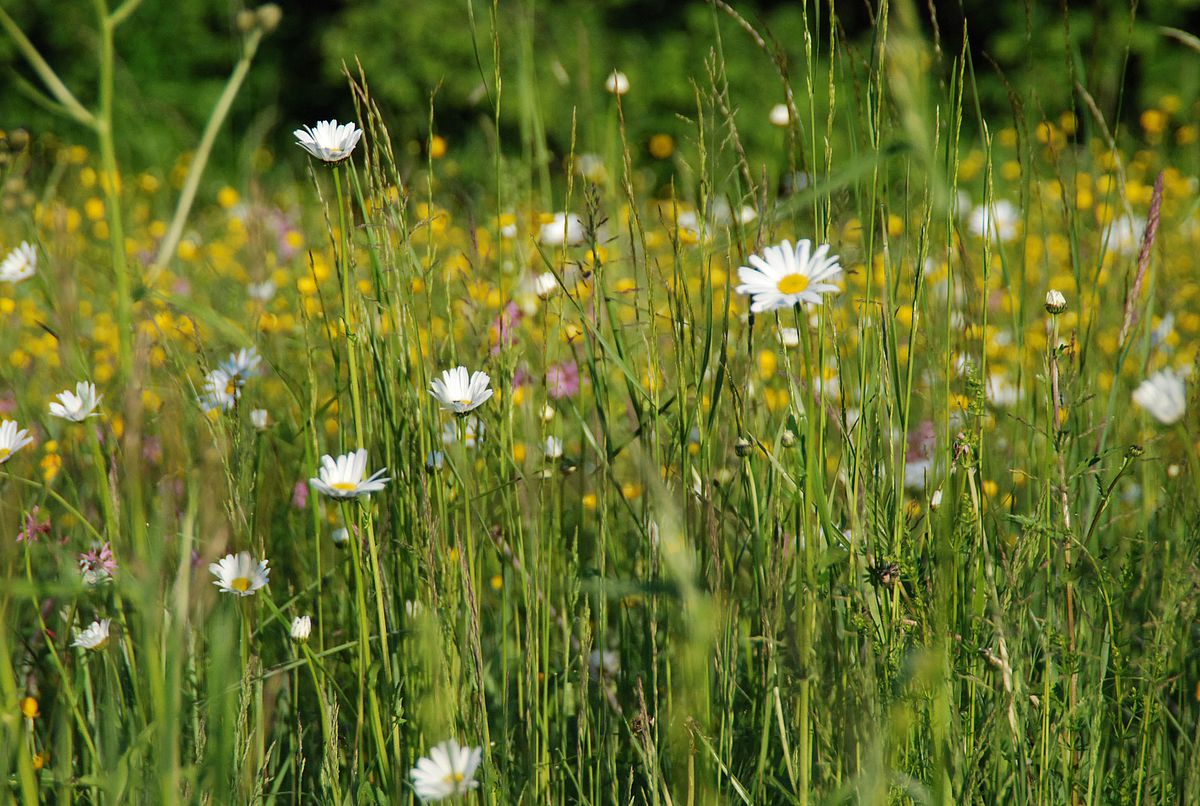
xmin=930 ymin=488 xmax=943 ymax=511
xmin=250 ymin=409 xmax=269 ymax=431
xmin=1045 ymin=289 xmax=1067 ymax=315
xmin=604 ymin=70 xmax=630 ymax=96
xmin=256 ymin=4 xmax=282 ymax=33
xmin=734 ymin=437 xmax=753 ymax=457
xmin=331 ymin=527 xmax=350 ymax=548
xmin=235 ymin=9 xmax=256 ymax=32
xmin=769 ymin=103 xmax=791 ymax=128
xmin=781 ymin=429 xmax=797 ymax=448
xmin=290 ymin=615 xmax=312 ymax=642
xmin=541 ymin=403 xmax=556 ymax=422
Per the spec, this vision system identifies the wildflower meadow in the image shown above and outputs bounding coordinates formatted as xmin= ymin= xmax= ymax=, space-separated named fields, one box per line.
xmin=2 ymin=0 xmax=1200 ymax=803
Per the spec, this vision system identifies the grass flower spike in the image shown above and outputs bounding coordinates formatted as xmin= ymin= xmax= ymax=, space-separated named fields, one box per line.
xmin=0 ymin=241 xmax=37 ymax=283
xmin=1133 ymin=369 xmax=1187 ymax=425
xmin=430 ymin=366 xmax=494 ymax=415
xmin=210 ymin=551 xmax=270 ymax=596
xmin=49 ymin=381 xmax=102 ymax=421
xmin=736 ymin=239 xmax=842 ymax=313
xmin=72 ymin=619 xmax=111 ymax=650
xmin=0 ymin=420 xmax=34 ymax=463
xmin=410 ymin=739 xmax=482 ymax=801
xmin=294 ymin=120 xmax=362 ymax=163
xmin=309 ymin=448 xmax=390 ymax=499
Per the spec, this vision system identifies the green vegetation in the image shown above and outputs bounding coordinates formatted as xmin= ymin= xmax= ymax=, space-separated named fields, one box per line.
xmin=1 ymin=0 xmax=1199 ymax=803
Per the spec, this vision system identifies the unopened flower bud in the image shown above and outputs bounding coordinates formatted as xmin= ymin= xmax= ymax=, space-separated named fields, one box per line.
xmin=930 ymin=488 xmax=943 ymax=511
xmin=235 ymin=9 xmax=256 ymax=32
xmin=605 ymin=70 xmax=629 ymax=96
xmin=255 ymin=4 xmax=282 ymax=33
xmin=290 ymin=615 xmax=311 ymax=642
xmin=735 ymin=437 xmax=753 ymax=457
xmin=1045 ymin=289 xmax=1067 ymax=315
xmin=769 ymin=103 xmax=791 ymax=128
xmin=781 ymin=429 xmax=797 ymax=448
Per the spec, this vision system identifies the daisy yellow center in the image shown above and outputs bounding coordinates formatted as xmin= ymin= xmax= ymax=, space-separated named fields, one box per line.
xmin=443 ymin=772 xmax=465 ymax=784
xmin=231 ymin=577 xmax=252 ymax=592
xmin=454 ymin=398 xmax=472 ymax=406
xmin=0 ymin=448 xmax=10 ymax=459
xmin=331 ymin=481 xmax=357 ymax=491
xmin=776 ymin=273 xmax=809 ymax=295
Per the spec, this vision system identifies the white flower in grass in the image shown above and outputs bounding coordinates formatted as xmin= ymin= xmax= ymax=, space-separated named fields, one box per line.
xmin=220 ymin=347 xmax=262 ymax=380
xmin=0 ymin=241 xmax=36 ymax=283
xmin=331 ymin=527 xmax=351 ymax=547
xmin=735 ymin=239 xmax=842 ymax=313
xmin=1105 ymin=214 xmax=1145 ymax=255
xmin=968 ymin=199 xmax=1019 ymax=241
xmin=532 ymin=272 xmax=559 ymax=299
xmin=309 ymin=448 xmax=390 ymax=499
xmin=72 ymin=619 xmax=110 ymax=651
xmin=1133 ymin=369 xmax=1187 ymax=425
xmin=293 ymin=120 xmax=362 ymax=163
xmin=604 ymin=70 xmax=629 ymax=96
xmin=49 ymin=382 xmax=102 ymax=422
xmin=209 ymin=551 xmax=270 ymax=597
xmin=290 ymin=615 xmax=312 ymax=642
xmin=442 ymin=416 xmax=483 ymax=448
xmin=430 ymin=366 xmax=494 ymax=415
xmin=588 ymin=649 xmax=620 ymax=679
xmin=539 ymin=212 xmax=585 ymax=246
xmin=410 ymin=739 xmax=482 ymax=802
xmin=0 ymin=420 xmax=33 ymax=463
xmin=769 ymin=103 xmax=791 ymax=127
xmin=250 ymin=409 xmax=269 ymax=430
xmin=199 ymin=368 xmax=240 ymax=412
xmin=247 ymin=280 xmax=276 ymax=302
xmin=544 ymin=436 xmax=563 ymax=460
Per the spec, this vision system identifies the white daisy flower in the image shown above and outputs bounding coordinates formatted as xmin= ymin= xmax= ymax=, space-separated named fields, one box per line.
xmin=209 ymin=551 xmax=270 ymax=597
xmin=247 ymin=280 xmax=276 ymax=302
xmin=544 ymin=435 xmax=563 ymax=460
xmin=430 ymin=366 xmax=494 ymax=415
xmin=442 ymin=416 xmax=483 ymax=448
xmin=588 ymin=648 xmax=620 ymax=679
xmin=290 ymin=615 xmax=312 ymax=642
xmin=1133 ymin=368 xmax=1187 ymax=425
xmin=968 ymin=199 xmax=1019 ymax=241
xmin=309 ymin=448 xmax=390 ymax=499
xmin=1105 ymin=214 xmax=1144 ymax=255
xmin=293 ymin=120 xmax=363 ymax=163
xmin=604 ymin=70 xmax=630 ymax=95
xmin=532 ymin=272 xmax=559 ymax=299
xmin=0 ymin=420 xmax=34 ymax=463
xmin=72 ymin=619 xmax=111 ymax=651
xmin=539 ymin=212 xmax=585 ymax=246
xmin=49 ymin=381 xmax=102 ymax=422
xmin=199 ymin=369 xmax=240 ymax=412
xmin=410 ymin=739 xmax=482 ymax=802
xmin=0 ymin=241 xmax=37 ymax=283
xmin=735 ymin=239 xmax=842 ymax=313
xmin=220 ymin=347 xmax=262 ymax=380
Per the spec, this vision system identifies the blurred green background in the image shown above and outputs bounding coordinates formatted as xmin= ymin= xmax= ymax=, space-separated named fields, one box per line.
xmin=2 ymin=0 xmax=1198 ymax=185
